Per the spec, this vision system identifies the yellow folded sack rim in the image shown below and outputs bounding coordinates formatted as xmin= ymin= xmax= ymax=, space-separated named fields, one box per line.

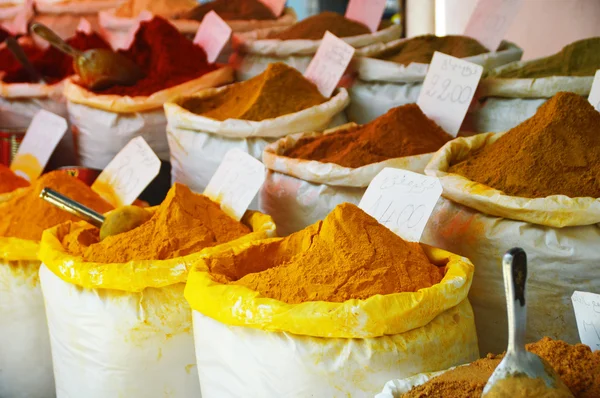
xmin=185 ymin=242 xmax=474 ymax=338
xmin=39 ymin=210 xmax=275 ymax=292
xmin=0 ymin=237 xmax=40 ymax=262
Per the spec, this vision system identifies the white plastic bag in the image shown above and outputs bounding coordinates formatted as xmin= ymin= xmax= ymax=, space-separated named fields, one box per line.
xmin=422 ymin=132 xmax=600 ymax=355
xmin=165 ymin=88 xmax=350 ymax=195
xmin=65 ymin=66 xmax=233 ymax=169
xmin=347 ymin=40 xmax=523 ymax=124
xmin=259 ymin=124 xmax=434 ymax=235
xmin=234 ymin=24 xmax=402 ymax=81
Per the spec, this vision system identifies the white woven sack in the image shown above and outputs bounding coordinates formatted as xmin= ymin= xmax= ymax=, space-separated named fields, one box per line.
xmin=64 ymin=66 xmax=233 ymax=169
xmin=347 ymin=41 xmax=523 ymax=124
xmin=234 ymin=24 xmax=402 ymax=81
xmin=165 ymin=88 xmax=350 ymax=197
xmin=259 ymin=124 xmax=434 ymax=235
xmin=422 ymin=132 xmax=600 ymax=355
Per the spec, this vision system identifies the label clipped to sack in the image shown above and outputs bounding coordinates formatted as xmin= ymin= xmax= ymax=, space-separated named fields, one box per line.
xmin=588 ymin=70 xmax=600 ymax=112
xmin=305 ymin=31 xmax=355 ymax=98
xmin=359 ymin=168 xmax=442 ymax=242
xmin=417 ymin=51 xmax=483 ymax=136
xmin=463 ymin=0 xmax=523 ymax=51
xmin=204 ymin=148 xmax=266 ymax=221
xmin=345 ymin=0 xmax=387 ymax=33
xmin=92 ymin=137 xmax=160 ymax=207
xmin=571 ymin=291 xmax=600 ymax=351
xmin=77 ymin=17 xmax=93 ymax=34
xmin=193 ymin=10 xmax=232 ymax=64
xmin=10 ymin=110 xmax=67 ymax=182
xmin=259 ymin=0 xmax=286 ymax=18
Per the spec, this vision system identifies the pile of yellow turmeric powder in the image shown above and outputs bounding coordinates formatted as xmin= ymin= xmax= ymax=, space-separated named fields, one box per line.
xmin=179 ymin=63 xmax=326 ymax=121
xmin=0 ymin=164 xmax=29 ymax=194
xmin=61 ymin=183 xmax=250 ymax=263
xmin=207 ymin=203 xmax=443 ymax=304
xmin=0 ymin=171 xmax=113 ymax=241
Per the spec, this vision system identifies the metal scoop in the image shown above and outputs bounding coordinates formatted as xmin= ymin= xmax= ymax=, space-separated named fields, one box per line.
xmin=40 ymin=188 xmax=151 ymax=240
xmin=6 ymin=37 xmax=45 ymax=84
xmin=30 ymin=23 xmax=143 ymax=91
xmin=482 ymin=248 xmax=571 ymax=397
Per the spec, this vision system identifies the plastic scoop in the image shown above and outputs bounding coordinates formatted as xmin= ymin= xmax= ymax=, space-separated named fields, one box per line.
xmin=40 ymin=188 xmax=151 ymax=240
xmin=30 ymin=23 xmax=143 ymax=90
xmin=6 ymin=37 xmax=45 ymax=84
xmin=481 ymin=248 xmax=573 ymax=397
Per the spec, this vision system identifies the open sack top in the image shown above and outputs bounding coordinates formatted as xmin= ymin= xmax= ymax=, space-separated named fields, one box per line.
xmin=39 ymin=208 xmax=275 ymax=292
xmin=354 ymin=40 xmax=523 ymax=84
xmin=425 ymin=132 xmax=600 ymax=227
xmin=164 ymin=87 xmax=349 ymax=138
xmin=64 ymin=66 xmax=234 ymax=113
xmin=0 ymin=72 xmax=66 ymax=98
xmin=262 ymin=123 xmax=434 ymax=187
xmin=237 ymin=23 xmax=402 ymax=57
xmin=185 ymin=242 xmax=473 ymax=339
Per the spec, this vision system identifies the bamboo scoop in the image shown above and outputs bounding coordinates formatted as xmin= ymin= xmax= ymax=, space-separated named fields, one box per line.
xmin=30 ymin=23 xmax=143 ymax=91
xmin=481 ymin=248 xmax=573 ymax=397
xmin=40 ymin=188 xmax=151 ymax=240
xmin=6 ymin=37 xmax=45 ymax=84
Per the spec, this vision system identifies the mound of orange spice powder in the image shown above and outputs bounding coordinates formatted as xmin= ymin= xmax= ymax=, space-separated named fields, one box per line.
xmin=268 ymin=11 xmax=369 ymax=40
xmin=285 ymin=104 xmax=452 ymax=168
xmin=207 ymin=203 xmax=443 ymax=304
xmin=0 ymin=164 xmax=29 ymax=194
xmin=61 ymin=183 xmax=250 ymax=263
xmin=0 ymin=171 xmax=113 ymax=241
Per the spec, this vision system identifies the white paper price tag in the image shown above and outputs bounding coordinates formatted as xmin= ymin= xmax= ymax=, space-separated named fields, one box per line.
xmin=359 ymin=168 xmax=442 ymax=242
xmin=571 ymin=291 xmax=600 ymax=351
xmin=10 ymin=110 xmax=67 ymax=182
xmin=304 ymin=31 xmax=355 ymax=98
xmin=193 ymin=10 xmax=232 ymax=64
xmin=92 ymin=137 xmax=160 ymax=207
xmin=588 ymin=70 xmax=600 ymax=112
xmin=204 ymin=149 xmax=266 ymax=221
xmin=77 ymin=17 xmax=93 ymax=34
xmin=463 ymin=0 xmax=522 ymax=51
xmin=417 ymin=51 xmax=483 ymax=136
xmin=345 ymin=0 xmax=387 ymax=33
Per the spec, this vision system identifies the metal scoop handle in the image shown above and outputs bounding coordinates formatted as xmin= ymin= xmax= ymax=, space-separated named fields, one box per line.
xmin=40 ymin=188 xmax=105 ymax=228
xmin=6 ymin=37 xmax=46 ymax=84
xmin=503 ymin=247 xmax=527 ymax=355
xmin=31 ymin=23 xmax=82 ymax=58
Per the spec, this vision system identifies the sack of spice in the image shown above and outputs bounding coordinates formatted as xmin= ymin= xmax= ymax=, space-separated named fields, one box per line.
xmin=233 ymin=11 xmax=402 ymax=81
xmin=38 ymin=183 xmax=275 ymax=397
xmin=463 ymin=37 xmax=599 ymax=133
xmin=422 ymin=92 xmax=600 ymax=355
xmin=259 ymin=104 xmax=452 ymax=235
xmin=64 ymin=16 xmax=234 ymax=170
xmin=0 ymin=171 xmax=113 ymax=398
xmin=376 ymin=337 xmax=600 ymax=398
xmin=165 ymin=62 xmax=349 ymax=196
xmin=185 ymin=203 xmax=478 ymax=398
xmin=347 ymin=35 xmax=523 ymax=124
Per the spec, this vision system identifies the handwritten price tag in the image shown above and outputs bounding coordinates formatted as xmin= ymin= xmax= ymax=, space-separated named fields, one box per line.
xmin=417 ymin=51 xmax=483 ymax=136
xmin=359 ymin=168 xmax=442 ymax=242
xmin=10 ymin=110 xmax=67 ymax=182
xmin=204 ymin=149 xmax=266 ymax=221
xmin=193 ymin=10 xmax=232 ymax=64
xmin=345 ymin=0 xmax=387 ymax=33
xmin=77 ymin=17 xmax=93 ymax=34
xmin=2 ymin=0 xmax=33 ymax=35
xmin=259 ymin=0 xmax=286 ymax=18
xmin=464 ymin=0 xmax=523 ymax=51
xmin=92 ymin=137 xmax=160 ymax=207
xmin=588 ymin=70 xmax=600 ymax=112
xmin=572 ymin=291 xmax=600 ymax=351
xmin=304 ymin=31 xmax=355 ymax=98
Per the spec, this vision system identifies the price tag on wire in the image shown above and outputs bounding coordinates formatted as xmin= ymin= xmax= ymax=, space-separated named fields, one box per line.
xmin=463 ymin=0 xmax=523 ymax=51
xmin=204 ymin=149 xmax=266 ymax=221
xmin=571 ymin=291 xmax=600 ymax=351
xmin=10 ymin=110 xmax=67 ymax=182
xmin=345 ymin=0 xmax=387 ymax=33
xmin=193 ymin=10 xmax=232 ymax=63
xmin=304 ymin=31 xmax=355 ymax=98
xmin=259 ymin=0 xmax=286 ymax=18
xmin=92 ymin=137 xmax=160 ymax=207
xmin=588 ymin=70 xmax=600 ymax=112
xmin=417 ymin=51 xmax=483 ymax=136
xmin=359 ymin=168 xmax=442 ymax=242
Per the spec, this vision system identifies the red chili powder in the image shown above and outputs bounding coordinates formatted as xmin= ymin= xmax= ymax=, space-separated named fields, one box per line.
xmin=95 ymin=16 xmax=217 ymax=97
xmin=0 ymin=27 xmax=10 ymax=44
